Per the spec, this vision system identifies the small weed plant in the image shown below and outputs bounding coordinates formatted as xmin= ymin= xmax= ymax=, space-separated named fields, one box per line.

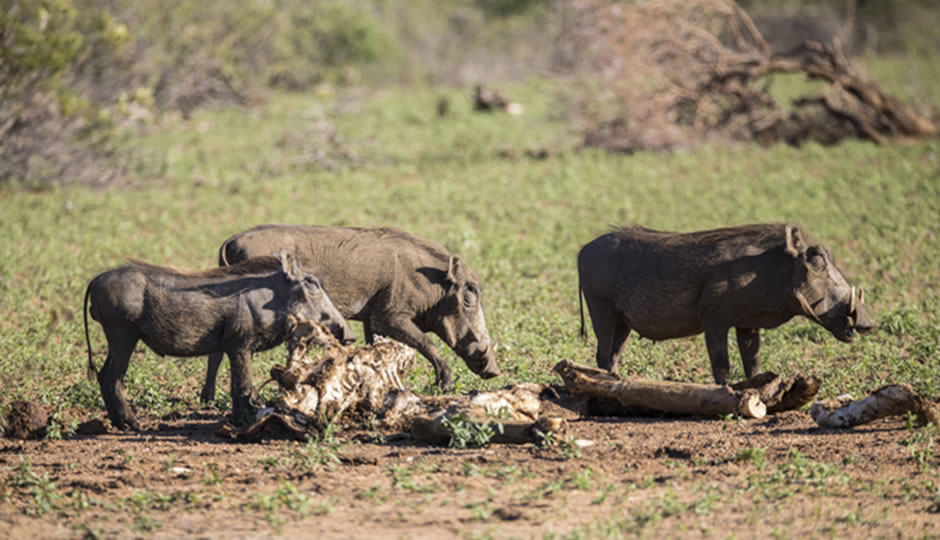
xmin=900 ymin=421 xmax=937 ymax=472
xmin=289 ymin=423 xmax=348 ymax=472
xmin=5 ymin=458 xmax=62 ymax=516
xmin=388 ymin=465 xmax=438 ymax=494
xmin=44 ymin=409 xmax=78 ymax=440
xmin=249 ymin=481 xmax=313 ymax=532
xmin=443 ymin=413 xmax=504 ymax=449
xmin=736 ymin=447 xmax=767 ymax=469
xmin=536 ymin=429 xmax=583 ymax=460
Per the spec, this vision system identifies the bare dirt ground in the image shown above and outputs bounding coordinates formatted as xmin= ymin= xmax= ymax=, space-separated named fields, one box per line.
xmin=1 ymin=403 xmax=938 ymax=539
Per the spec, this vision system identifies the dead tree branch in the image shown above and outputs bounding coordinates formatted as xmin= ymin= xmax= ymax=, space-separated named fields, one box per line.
xmin=811 ymin=384 xmax=940 ymax=428
xmin=567 ymin=0 xmax=935 ymax=151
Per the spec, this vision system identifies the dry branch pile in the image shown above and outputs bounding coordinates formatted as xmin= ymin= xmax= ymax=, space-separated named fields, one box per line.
xmin=566 ymin=0 xmax=936 ymax=151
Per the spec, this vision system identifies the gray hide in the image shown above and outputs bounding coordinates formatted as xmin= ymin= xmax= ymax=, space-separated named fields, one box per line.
xmin=84 ymin=251 xmax=354 ymax=430
xmin=202 ymin=225 xmax=500 ymax=401
xmin=577 ymin=224 xmax=875 ymax=384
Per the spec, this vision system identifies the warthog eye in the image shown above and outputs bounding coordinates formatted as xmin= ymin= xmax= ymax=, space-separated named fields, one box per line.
xmin=463 ymin=283 xmax=479 ymax=307
xmin=806 ymin=247 xmax=826 ymax=271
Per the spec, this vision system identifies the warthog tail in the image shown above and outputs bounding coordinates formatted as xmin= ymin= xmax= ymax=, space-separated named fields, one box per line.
xmin=83 ymin=280 xmax=96 ymax=380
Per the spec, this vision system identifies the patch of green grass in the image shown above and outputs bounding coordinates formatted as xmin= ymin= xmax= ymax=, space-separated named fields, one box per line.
xmin=536 ymin=429 xmax=584 ymax=461
xmin=354 ymin=485 xmax=387 ymax=503
xmin=736 ymin=447 xmax=767 ymax=469
xmin=899 ymin=421 xmax=938 ymax=473
xmin=44 ymin=408 xmax=79 ymax=440
xmin=387 ymin=464 xmax=438 ymax=494
xmin=203 ymin=463 xmax=224 ymax=486
xmin=125 ymin=489 xmax=202 ymax=513
xmin=4 ymin=458 xmax=63 ymax=516
xmin=742 ymin=450 xmax=850 ymax=502
xmin=442 ymin=412 xmax=504 ymax=449
xmin=247 ymin=481 xmax=314 ymax=531
xmin=258 ymin=455 xmax=284 ymax=470
xmin=287 ymin=424 xmax=349 ymax=472
xmin=463 ymin=500 xmax=492 ymax=521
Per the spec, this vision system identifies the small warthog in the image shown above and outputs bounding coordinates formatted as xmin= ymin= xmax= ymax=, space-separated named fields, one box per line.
xmin=84 ymin=251 xmax=355 ymax=430
xmin=201 ymin=224 xmax=500 ymax=400
xmin=578 ymin=224 xmax=875 ymax=384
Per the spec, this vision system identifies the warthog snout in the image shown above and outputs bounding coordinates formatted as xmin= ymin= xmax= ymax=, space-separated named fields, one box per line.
xmin=844 ymin=287 xmax=875 ymax=342
xmin=320 ymin=314 xmax=357 ymax=345
xmin=471 ymin=345 xmax=501 ymax=379
xmin=338 ymin=325 xmax=358 ymax=345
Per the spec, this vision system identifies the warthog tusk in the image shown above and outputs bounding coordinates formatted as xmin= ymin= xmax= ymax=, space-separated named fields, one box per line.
xmin=795 ymin=291 xmax=823 ymax=324
xmin=859 ymin=288 xmax=864 ymax=305
xmin=848 ymin=286 xmax=856 ymax=319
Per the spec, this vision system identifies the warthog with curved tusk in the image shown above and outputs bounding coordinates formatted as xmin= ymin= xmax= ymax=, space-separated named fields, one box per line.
xmin=578 ymin=224 xmax=875 ymax=384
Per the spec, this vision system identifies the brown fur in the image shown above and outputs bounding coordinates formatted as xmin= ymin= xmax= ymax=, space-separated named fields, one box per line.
xmin=126 ymin=256 xmax=282 ymax=279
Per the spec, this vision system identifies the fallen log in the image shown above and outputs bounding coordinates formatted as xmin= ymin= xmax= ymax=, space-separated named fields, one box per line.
xmin=730 ymin=371 xmax=822 ymax=413
xmin=810 ymin=384 xmax=940 ymax=428
xmin=552 ymin=361 xmax=821 ymax=419
xmin=553 ymin=361 xmax=765 ymax=418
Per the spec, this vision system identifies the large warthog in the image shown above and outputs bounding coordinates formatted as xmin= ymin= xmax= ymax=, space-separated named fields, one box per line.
xmin=84 ymin=251 xmax=355 ymax=430
xmin=201 ymin=224 xmax=500 ymax=400
xmin=577 ymin=224 xmax=875 ymax=384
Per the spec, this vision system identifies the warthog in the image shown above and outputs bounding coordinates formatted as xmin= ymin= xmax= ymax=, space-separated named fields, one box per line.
xmin=84 ymin=251 xmax=355 ymax=430
xmin=201 ymin=224 xmax=500 ymax=400
xmin=578 ymin=224 xmax=875 ymax=384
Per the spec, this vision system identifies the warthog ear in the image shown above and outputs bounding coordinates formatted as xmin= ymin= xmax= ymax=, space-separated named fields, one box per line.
xmin=446 ymin=256 xmax=461 ymax=284
xmin=279 ymin=249 xmax=300 ymax=280
xmin=785 ymin=224 xmax=807 ymax=258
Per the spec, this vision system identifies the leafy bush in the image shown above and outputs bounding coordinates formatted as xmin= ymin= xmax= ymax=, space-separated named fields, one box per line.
xmin=0 ymin=0 xmax=127 ymax=188
xmin=1 ymin=0 xmax=398 ymax=188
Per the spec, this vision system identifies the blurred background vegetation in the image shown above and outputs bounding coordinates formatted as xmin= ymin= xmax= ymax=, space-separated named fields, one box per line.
xmin=2 ymin=0 xmax=938 ymax=188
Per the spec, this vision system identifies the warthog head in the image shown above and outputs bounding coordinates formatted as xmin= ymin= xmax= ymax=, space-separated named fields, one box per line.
xmin=428 ymin=256 xmax=500 ymax=379
xmin=786 ymin=226 xmax=875 ymax=342
xmin=280 ymin=251 xmax=357 ymax=345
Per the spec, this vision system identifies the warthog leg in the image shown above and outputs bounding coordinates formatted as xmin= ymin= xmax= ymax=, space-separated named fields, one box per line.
xmin=704 ymin=326 xmax=731 ymax=385
xmin=363 ymin=319 xmax=375 ymax=344
xmin=736 ymin=328 xmax=761 ymax=379
xmin=372 ymin=316 xmax=453 ymax=390
xmin=583 ymin=295 xmax=631 ymax=373
xmin=97 ymin=327 xmax=141 ymax=431
xmin=201 ymin=352 xmax=225 ymax=403
xmin=226 ymin=348 xmax=256 ymax=422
